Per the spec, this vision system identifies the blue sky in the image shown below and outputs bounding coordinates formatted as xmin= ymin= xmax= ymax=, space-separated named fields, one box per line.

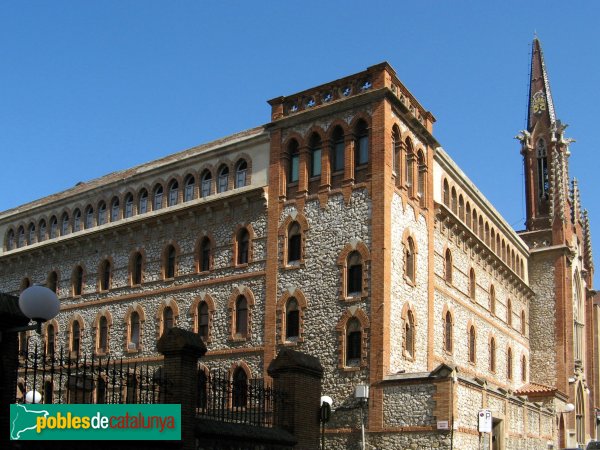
xmin=1 ymin=2 xmax=599 ymax=283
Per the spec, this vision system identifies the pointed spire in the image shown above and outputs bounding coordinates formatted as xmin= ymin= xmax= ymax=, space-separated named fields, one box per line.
xmin=528 ymin=37 xmax=557 ymax=130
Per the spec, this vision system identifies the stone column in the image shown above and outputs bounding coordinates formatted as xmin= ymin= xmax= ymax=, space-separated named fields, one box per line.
xmin=267 ymin=348 xmax=323 ymax=450
xmin=157 ymin=327 xmax=207 ymax=450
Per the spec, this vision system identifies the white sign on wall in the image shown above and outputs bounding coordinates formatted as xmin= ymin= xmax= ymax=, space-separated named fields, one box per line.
xmin=437 ymin=420 xmax=450 ymax=430
xmin=478 ymin=409 xmax=492 ymax=433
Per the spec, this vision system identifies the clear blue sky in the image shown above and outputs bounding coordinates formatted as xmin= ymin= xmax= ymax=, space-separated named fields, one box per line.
xmin=2 ymin=2 xmax=599 ymax=284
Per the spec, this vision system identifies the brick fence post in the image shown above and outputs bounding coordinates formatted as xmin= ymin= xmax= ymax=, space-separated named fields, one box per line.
xmin=267 ymin=348 xmax=323 ymax=450
xmin=157 ymin=327 xmax=206 ymax=450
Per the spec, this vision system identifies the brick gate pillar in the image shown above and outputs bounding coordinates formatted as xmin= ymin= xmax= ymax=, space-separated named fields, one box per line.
xmin=157 ymin=327 xmax=207 ymax=450
xmin=267 ymin=348 xmax=323 ymax=450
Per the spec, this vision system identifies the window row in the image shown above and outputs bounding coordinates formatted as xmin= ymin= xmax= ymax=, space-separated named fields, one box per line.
xmin=5 ymin=159 xmax=251 ymax=251
xmin=391 ymin=127 xmax=427 ymax=207
xmin=442 ymin=250 xmax=527 ymax=334
xmin=442 ymin=177 xmax=525 ymax=279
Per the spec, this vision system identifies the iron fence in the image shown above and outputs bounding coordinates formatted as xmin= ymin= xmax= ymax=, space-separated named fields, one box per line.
xmin=16 ymin=344 xmax=167 ymax=405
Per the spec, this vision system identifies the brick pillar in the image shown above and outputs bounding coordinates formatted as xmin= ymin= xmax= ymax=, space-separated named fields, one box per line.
xmin=157 ymin=327 xmax=207 ymax=450
xmin=267 ymin=348 xmax=323 ymax=450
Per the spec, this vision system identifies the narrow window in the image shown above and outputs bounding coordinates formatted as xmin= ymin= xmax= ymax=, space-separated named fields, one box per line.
xmin=404 ymin=310 xmax=415 ymax=358
xmin=198 ymin=302 xmax=209 ymax=340
xmin=200 ymin=237 xmax=211 ymax=272
xmin=132 ymin=252 xmax=143 ymax=285
xmin=451 ymin=188 xmax=457 ymax=214
xmin=507 ymin=299 xmax=512 ymax=327
xmin=98 ymin=316 xmax=108 ymax=353
xmin=443 ymin=179 xmax=450 ymax=206
xmin=184 ymin=175 xmax=195 ymax=201
xmin=489 ymin=285 xmax=496 ymax=315
xmin=168 ymin=180 xmax=179 ymax=206
xmin=507 ymin=347 xmax=513 ymax=380
xmin=576 ymin=384 xmax=585 ymax=445
xmin=46 ymin=324 xmax=55 ymax=357
xmin=72 ymin=321 xmax=81 ymax=356
xmin=354 ymin=120 xmax=369 ymax=166
xmin=125 ymin=194 xmax=134 ymax=217
xmin=288 ymin=140 xmax=300 ymax=182
xmin=232 ymin=368 xmax=248 ymax=408
xmin=444 ymin=311 xmax=453 ymax=353
xmin=28 ymin=223 xmax=36 ymax=244
xmin=235 ymin=296 xmax=248 ymax=337
xmin=536 ymin=139 xmax=549 ymax=198
xmin=417 ymin=151 xmax=426 ymax=206
xmin=153 ymin=185 xmax=163 ymax=210
xmin=347 ymin=251 xmax=363 ymax=296
xmin=218 ymin=166 xmax=229 ymax=193
xmin=72 ymin=211 xmax=80 ymax=232
xmin=61 ymin=213 xmax=69 ymax=235
xmin=469 ymin=269 xmax=476 ymax=300
xmin=201 ymin=170 xmax=212 ymax=197
xmin=73 ymin=266 xmax=83 ymax=296
xmin=521 ymin=310 xmax=526 ymax=335
xmin=48 ymin=271 xmax=58 ymax=293
xmin=163 ymin=307 xmax=174 ymax=334
xmin=458 ymin=196 xmax=464 ymax=221
xmin=139 ymin=190 xmax=148 ymax=214
xmin=465 ymin=203 xmax=471 ymax=228
xmin=235 ymin=160 xmax=248 ymax=188
xmin=468 ymin=326 xmax=476 ymax=363
xmin=309 ymin=134 xmax=322 ymax=177
xmin=346 ymin=318 xmax=362 ymax=363
xmin=287 ymin=222 xmax=301 ymax=264
xmin=444 ymin=249 xmax=453 ymax=284
xmin=521 ymin=355 xmax=527 ymax=382
xmin=130 ymin=312 xmax=140 ymax=349
xmin=100 ymin=260 xmax=111 ymax=291
xmin=98 ymin=202 xmax=107 ymax=225
xmin=332 ymin=127 xmax=345 ymax=172
xmin=111 ymin=198 xmax=120 ymax=222
xmin=7 ymin=229 xmax=15 ymax=250
xmin=50 ymin=217 xmax=58 ymax=238
xmin=404 ymin=237 xmax=416 ymax=283
xmin=85 ymin=207 xmax=94 ymax=229
xmin=406 ymin=140 xmax=414 ymax=194
xmin=285 ymin=298 xmax=300 ymax=340
xmin=165 ymin=245 xmax=176 ymax=279
xmin=237 ymin=228 xmax=249 ymax=265
xmin=392 ymin=127 xmax=401 ymax=176
xmin=490 ymin=338 xmax=496 ymax=372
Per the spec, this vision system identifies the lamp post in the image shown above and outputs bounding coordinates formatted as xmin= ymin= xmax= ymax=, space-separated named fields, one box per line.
xmin=355 ymin=384 xmax=369 ymax=450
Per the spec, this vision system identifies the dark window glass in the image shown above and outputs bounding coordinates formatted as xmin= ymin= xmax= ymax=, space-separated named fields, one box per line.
xmin=237 ymin=229 xmax=249 ymax=265
xmin=200 ymin=238 xmax=211 ymax=272
xmin=347 ymin=252 xmax=362 ymax=295
xmin=444 ymin=312 xmax=452 ymax=352
xmin=235 ymin=296 xmax=248 ymax=337
xmin=184 ymin=176 xmax=195 ymax=201
xmin=199 ymin=302 xmax=209 ymax=339
xmin=72 ymin=321 xmax=81 ymax=356
xmin=72 ymin=211 xmax=80 ymax=232
xmin=46 ymin=324 xmax=55 ymax=357
xmin=166 ymin=246 xmax=176 ymax=278
xmin=101 ymin=261 xmax=110 ymax=291
xmin=232 ymin=368 xmax=247 ymax=408
xmin=235 ymin=160 xmax=248 ymax=188
xmin=139 ymin=191 xmax=148 ymax=214
xmin=163 ymin=307 xmax=174 ymax=333
xmin=111 ymin=199 xmax=120 ymax=221
xmin=355 ymin=121 xmax=369 ymax=166
xmin=201 ymin=171 xmax=212 ymax=197
xmin=333 ymin=136 xmax=345 ymax=172
xmin=309 ymin=135 xmax=322 ymax=177
xmin=130 ymin=312 xmax=140 ymax=348
xmin=133 ymin=253 xmax=143 ymax=285
xmin=168 ymin=181 xmax=179 ymax=206
xmin=469 ymin=326 xmax=476 ymax=363
xmin=288 ymin=140 xmax=299 ymax=183
xmin=285 ymin=299 xmax=299 ymax=339
xmin=48 ymin=272 xmax=58 ymax=293
xmin=125 ymin=195 xmax=134 ymax=217
xmin=154 ymin=186 xmax=163 ymax=210
xmin=98 ymin=316 xmax=108 ymax=353
xmin=218 ymin=166 xmax=229 ymax=193
xmin=98 ymin=203 xmax=107 ymax=225
xmin=73 ymin=267 xmax=83 ymax=296
xmin=287 ymin=222 xmax=301 ymax=263
xmin=490 ymin=338 xmax=496 ymax=372
xmin=346 ymin=318 xmax=361 ymax=361
xmin=405 ymin=311 xmax=415 ymax=358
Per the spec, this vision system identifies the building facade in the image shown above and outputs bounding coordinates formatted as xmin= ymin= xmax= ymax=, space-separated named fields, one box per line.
xmin=1 ymin=39 xmax=597 ymax=449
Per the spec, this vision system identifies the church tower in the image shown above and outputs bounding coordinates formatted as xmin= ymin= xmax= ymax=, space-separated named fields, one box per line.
xmin=518 ymin=37 xmax=597 ymax=447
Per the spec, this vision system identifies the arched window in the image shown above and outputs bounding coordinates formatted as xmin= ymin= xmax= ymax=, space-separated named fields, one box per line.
xmin=469 ymin=269 xmax=476 ymax=300
xmin=98 ymin=202 xmax=107 ymax=225
xmin=404 ymin=237 xmax=416 ymax=283
xmin=489 ymin=337 xmax=496 ymax=372
xmin=287 ymin=222 xmax=302 ymax=264
xmin=125 ymin=194 xmax=134 ymax=218
xmin=71 ymin=320 xmax=81 ymax=357
xmin=60 ymin=213 xmax=69 ymax=236
xmin=451 ymin=187 xmax=457 ymax=214
xmin=468 ymin=325 xmax=476 ymax=363
xmin=288 ymin=140 xmax=300 ymax=183
xmin=285 ymin=298 xmax=300 ymax=340
xmin=198 ymin=301 xmax=209 ymax=340
xmin=576 ymin=384 xmax=585 ymax=445
xmin=443 ymin=179 xmax=450 ymax=206
xmin=131 ymin=252 xmax=143 ymax=286
xmin=392 ymin=126 xmax=401 ymax=176
xmin=332 ymin=127 xmax=345 ymax=173
xmin=507 ymin=299 xmax=512 ymax=327
xmin=199 ymin=237 xmax=212 ymax=272
xmin=347 ymin=251 xmax=363 ymax=296
xmin=50 ymin=217 xmax=58 ymax=238
xmin=201 ymin=170 xmax=212 ymax=197
xmin=153 ymin=185 xmax=163 ymax=210
xmin=85 ymin=206 xmax=94 ymax=229
xmin=168 ymin=180 xmax=179 ymax=206
xmin=98 ymin=316 xmax=108 ymax=353
xmin=46 ymin=324 xmax=56 ymax=357
xmin=521 ymin=310 xmax=526 ymax=335
xmin=490 ymin=229 xmax=496 ymax=252
xmin=162 ymin=307 xmax=174 ymax=335
xmin=309 ymin=134 xmax=322 ymax=178
xmin=485 ymin=223 xmax=490 ymax=246
xmin=521 ymin=355 xmax=527 ymax=382
xmin=184 ymin=175 xmax=195 ymax=201
xmin=6 ymin=229 xmax=15 ymax=250
xmin=404 ymin=310 xmax=415 ymax=359
xmin=28 ymin=223 xmax=36 ymax=244
xmin=489 ymin=285 xmax=496 ymax=315
xmin=444 ymin=249 xmax=453 ymax=284
xmin=47 ymin=271 xmax=58 ymax=293
xmin=72 ymin=210 xmax=80 ymax=232
xmin=129 ymin=311 xmax=141 ymax=350
xmin=164 ymin=245 xmax=176 ymax=279
xmin=574 ymin=271 xmax=584 ymax=363
xmin=465 ymin=202 xmax=471 ymax=228
xmin=235 ymin=159 xmax=248 ymax=188
xmin=72 ymin=266 xmax=84 ymax=296
xmin=346 ymin=318 xmax=362 ymax=364
xmin=458 ymin=195 xmax=464 ymax=221
xmin=38 ymin=220 xmax=46 ymax=242
xmin=111 ymin=197 xmax=120 ymax=222
xmin=478 ymin=216 xmax=484 ymax=240
xmin=444 ymin=311 xmax=453 ymax=353
xmin=354 ymin=120 xmax=369 ymax=167
xmin=217 ymin=165 xmax=229 ymax=193
xmin=232 ymin=367 xmax=248 ymax=408
xmin=236 ymin=228 xmax=250 ymax=265
xmin=235 ymin=296 xmax=248 ymax=338
xmin=405 ymin=138 xmax=414 ymax=193
xmin=536 ymin=139 xmax=549 ymax=198
xmin=99 ymin=260 xmax=111 ymax=291
xmin=139 ymin=189 xmax=148 ymax=214
xmin=507 ymin=347 xmax=513 ymax=380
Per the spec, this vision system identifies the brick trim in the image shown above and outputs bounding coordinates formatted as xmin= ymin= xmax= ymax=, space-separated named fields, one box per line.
xmin=189 ymin=293 xmax=216 ymax=343
xmin=335 ymin=307 xmax=370 ymax=369
xmin=227 ymin=286 xmax=256 ymax=342
xmin=275 ymin=288 xmax=308 ymax=345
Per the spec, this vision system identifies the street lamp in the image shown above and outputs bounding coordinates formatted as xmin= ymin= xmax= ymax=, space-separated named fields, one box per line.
xmin=355 ymin=384 xmax=369 ymax=450
xmin=0 ymin=285 xmax=60 ymax=341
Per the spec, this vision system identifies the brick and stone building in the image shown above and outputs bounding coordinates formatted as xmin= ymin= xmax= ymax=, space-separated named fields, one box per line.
xmin=1 ymin=38 xmax=597 ymax=449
